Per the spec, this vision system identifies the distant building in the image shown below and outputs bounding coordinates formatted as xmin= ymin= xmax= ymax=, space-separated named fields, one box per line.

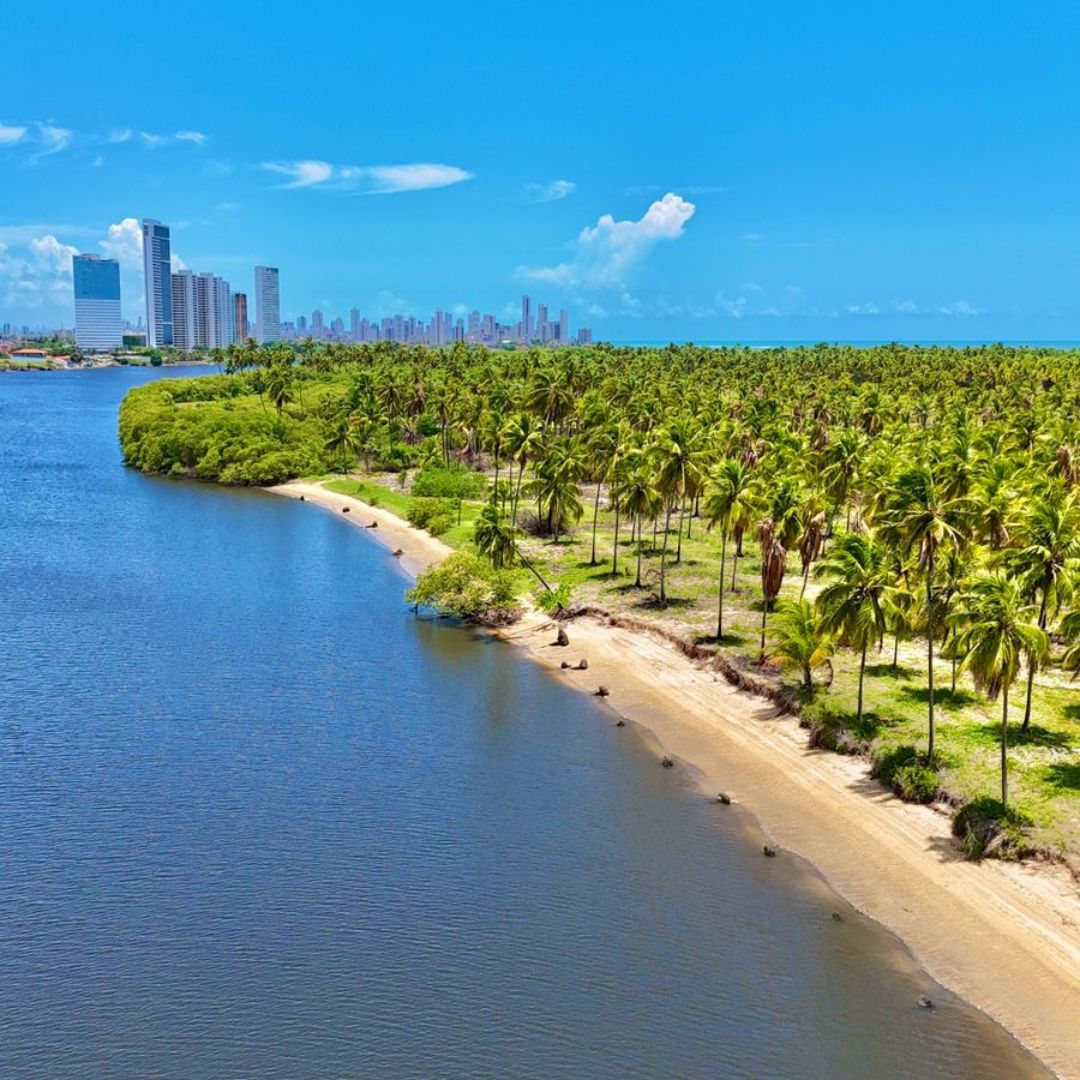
xmin=171 ymin=270 xmax=196 ymax=350
xmin=234 ymin=292 xmax=249 ymax=341
xmin=72 ymin=254 xmax=122 ymax=352
xmin=254 ymin=266 xmax=281 ymax=343
xmin=521 ymin=295 xmax=532 ymax=342
xmin=141 ymin=219 xmax=173 ymax=347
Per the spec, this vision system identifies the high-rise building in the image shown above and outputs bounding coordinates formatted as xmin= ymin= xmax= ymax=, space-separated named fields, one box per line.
xmin=171 ymin=270 xmax=234 ymax=350
xmin=559 ymin=309 xmax=569 ymax=343
xmin=142 ymin=219 xmax=173 ymax=346
xmin=311 ymin=310 xmax=325 ymax=339
xmin=72 ymin=254 xmax=122 ymax=352
xmin=254 ymin=266 xmax=281 ymax=343
xmin=234 ymin=293 xmax=249 ymax=341
xmin=521 ymin=295 xmax=532 ymax=342
xmin=349 ymin=308 xmax=360 ymax=341
xmin=171 ymin=270 xmax=196 ymax=351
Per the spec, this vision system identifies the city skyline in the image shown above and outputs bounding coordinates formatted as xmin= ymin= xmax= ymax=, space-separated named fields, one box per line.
xmin=5 ymin=2 xmax=1080 ymax=342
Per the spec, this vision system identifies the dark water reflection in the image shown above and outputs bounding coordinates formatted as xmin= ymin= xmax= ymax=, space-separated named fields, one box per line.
xmin=0 ymin=368 xmax=1049 ymax=1078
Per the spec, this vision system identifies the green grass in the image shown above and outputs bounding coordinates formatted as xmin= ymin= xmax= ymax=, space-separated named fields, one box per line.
xmin=342 ymin=474 xmax=1080 ymax=857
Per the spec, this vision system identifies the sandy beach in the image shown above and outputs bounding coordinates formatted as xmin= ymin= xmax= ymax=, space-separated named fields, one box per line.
xmin=271 ymin=479 xmax=1080 ymax=1079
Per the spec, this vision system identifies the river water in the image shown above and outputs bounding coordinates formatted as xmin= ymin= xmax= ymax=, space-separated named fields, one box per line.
xmin=0 ymin=367 xmax=1050 ymax=1078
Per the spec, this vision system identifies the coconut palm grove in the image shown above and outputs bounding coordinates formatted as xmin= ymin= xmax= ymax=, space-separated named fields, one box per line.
xmin=120 ymin=341 xmax=1080 ymax=866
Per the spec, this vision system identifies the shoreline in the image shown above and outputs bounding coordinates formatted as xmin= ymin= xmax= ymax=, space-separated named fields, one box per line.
xmin=270 ymin=479 xmax=1080 ymax=1079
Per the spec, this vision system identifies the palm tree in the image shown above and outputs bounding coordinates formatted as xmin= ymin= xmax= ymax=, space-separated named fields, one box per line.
xmin=702 ymin=458 xmax=757 ymax=638
xmin=530 ymin=438 xmax=585 ymax=540
xmin=950 ymin=573 xmax=1049 ymax=808
xmin=815 ymin=532 xmax=891 ymax=726
xmin=652 ymin=419 xmax=704 ymax=603
xmin=324 ymin=418 xmax=361 ymax=468
xmin=757 ymin=478 xmax=803 ymax=657
xmin=770 ymin=598 xmax=832 ymax=692
xmin=264 ymin=362 xmax=294 ymax=419
xmin=474 ymin=500 xmax=518 ymax=569
xmin=1011 ymin=489 xmax=1080 ymax=730
xmin=617 ymin=462 xmax=662 ymax=588
xmin=884 ymin=465 xmax=965 ymax=758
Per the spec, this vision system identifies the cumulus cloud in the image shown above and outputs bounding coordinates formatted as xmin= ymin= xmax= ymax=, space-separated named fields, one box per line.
xmin=108 ymin=128 xmax=133 ymax=144
xmin=518 ymin=192 xmax=696 ymax=290
xmin=523 ymin=179 xmax=576 ymax=203
xmin=175 ymin=130 xmax=208 ymax=144
xmin=99 ymin=217 xmax=144 ymax=270
xmin=261 ymin=160 xmax=472 ymax=194
xmin=0 ymin=123 xmax=27 ymax=146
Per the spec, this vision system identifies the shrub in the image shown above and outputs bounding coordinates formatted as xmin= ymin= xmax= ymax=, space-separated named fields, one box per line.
xmin=870 ymin=744 xmax=941 ymax=803
xmin=411 ymin=464 xmax=487 ymax=500
xmin=952 ymin=798 xmax=1036 ymax=861
xmin=406 ymin=553 xmax=520 ymax=624
xmin=407 ymin=497 xmax=456 ymax=536
xmin=799 ymin=698 xmax=873 ymax=754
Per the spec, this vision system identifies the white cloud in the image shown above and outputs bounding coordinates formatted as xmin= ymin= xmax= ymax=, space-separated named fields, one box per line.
xmin=170 ymin=252 xmax=187 ymax=272
xmin=99 ymin=217 xmax=144 ymax=270
xmin=261 ymin=160 xmax=472 ymax=194
xmin=138 ymin=131 xmax=168 ymax=148
xmin=847 ymin=302 xmax=881 ymax=315
xmin=262 ymin=160 xmax=335 ymax=188
xmin=36 ymin=123 xmax=72 ymax=155
xmin=0 ymin=123 xmax=27 ymax=146
xmin=214 ymin=201 xmax=239 ymax=212
xmin=518 ymin=192 xmax=696 ymax=290
xmin=29 ymin=234 xmax=78 ymax=274
xmin=523 ymin=179 xmax=576 ymax=203
xmin=108 ymin=128 xmax=133 ymax=144
xmin=175 ymin=130 xmax=208 ymax=145
xmin=938 ymin=300 xmax=981 ymax=317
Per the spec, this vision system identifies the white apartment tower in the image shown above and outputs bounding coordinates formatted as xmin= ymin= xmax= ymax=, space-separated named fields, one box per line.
xmin=142 ymin=219 xmax=173 ymax=347
xmin=254 ymin=266 xmax=281 ymax=343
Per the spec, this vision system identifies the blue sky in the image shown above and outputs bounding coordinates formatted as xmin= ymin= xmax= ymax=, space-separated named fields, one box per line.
xmin=3 ymin=0 xmax=1080 ymax=341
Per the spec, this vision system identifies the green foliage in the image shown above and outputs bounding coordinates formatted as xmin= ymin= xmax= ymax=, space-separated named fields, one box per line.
xmin=952 ymin=798 xmax=1036 ymax=860
xmin=407 ymin=497 xmax=457 ymax=537
xmin=412 ymin=464 xmax=487 ymax=499
xmin=405 ymin=552 xmax=519 ymax=624
xmin=537 ymin=581 xmax=573 ymax=614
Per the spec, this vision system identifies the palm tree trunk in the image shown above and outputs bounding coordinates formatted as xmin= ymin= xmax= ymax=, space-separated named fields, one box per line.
xmin=857 ymin=641 xmax=867 ymax=725
xmin=511 ymin=460 xmax=526 ymax=527
xmin=635 ymin=514 xmax=643 ymax=587
xmin=893 ymin=632 xmax=900 ymax=672
xmin=659 ymin=506 xmax=673 ymax=604
xmin=1022 ymin=591 xmax=1048 ymax=732
xmin=612 ymin=504 xmax=621 ymax=574
xmin=590 ymin=480 xmax=602 ymax=565
xmin=926 ymin=548 xmax=936 ymax=761
xmin=716 ymin=529 xmax=728 ymax=639
xmin=676 ymin=494 xmax=686 ymax=562
xmin=731 ymin=547 xmax=739 ymax=592
xmin=1001 ymin=684 xmax=1009 ymax=809
xmin=759 ymin=596 xmax=769 ymax=660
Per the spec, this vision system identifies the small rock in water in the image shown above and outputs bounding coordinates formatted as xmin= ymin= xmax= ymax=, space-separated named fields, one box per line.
xmin=392 ymin=548 xmax=404 ymax=557
xmin=560 ymin=661 xmax=571 ymax=670
xmin=831 ymin=911 xmax=844 ymax=922
xmin=615 ymin=719 xmax=625 ymax=727
xmin=917 ymin=996 xmax=935 ymax=1011
xmin=661 ymin=756 xmax=674 ymax=768
xmin=715 ymin=792 xmax=732 ymax=806
xmin=762 ymin=845 xmax=777 ymax=858
xmin=299 ymin=495 xmax=305 ymax=501
xmin=342 ymin=507 xmax=350 ymax=514
xmin=594 ymin=685 xmax=610 ymax=697
xmin=369 ymin=520 xmax=378 ymax=528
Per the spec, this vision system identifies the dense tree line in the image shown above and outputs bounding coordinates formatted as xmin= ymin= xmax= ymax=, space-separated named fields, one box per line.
xmin=123 ymin=339 xmax=1080 ymax=817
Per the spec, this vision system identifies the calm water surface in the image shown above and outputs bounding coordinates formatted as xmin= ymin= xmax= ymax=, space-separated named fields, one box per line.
xmin=0 ymin=368 xmax=1051 ymax=1078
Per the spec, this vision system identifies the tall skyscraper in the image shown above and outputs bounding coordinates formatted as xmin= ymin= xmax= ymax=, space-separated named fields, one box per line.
xmin=254 ymin=266 xmax=281 ymax=343
xmin=234 ymin=293 xmax=249 ymax=341
xmin=349 ymin=307 xmax=360 ymax=341
xmin=171 ymin=270 xmax=234 ymax=350
xmin=142 ymin=219 xmax=173 ymax=347
xmin=559 ymin=309 xmax=569 ymax=343
xmin=72 ymin=254 xmax=122 ymax=352
xmin=521 ymin=295 xmax=532 ymax=342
